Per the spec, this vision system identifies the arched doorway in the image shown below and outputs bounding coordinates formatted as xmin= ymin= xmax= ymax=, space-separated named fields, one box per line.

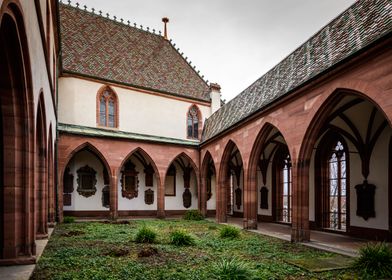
xmin=164 ymin=153 xmax=199 ymax=215
xmin=117 ymin=149 xmax=160 ymax=216
xmin=0 ymin=3 xmax=34 ymax=261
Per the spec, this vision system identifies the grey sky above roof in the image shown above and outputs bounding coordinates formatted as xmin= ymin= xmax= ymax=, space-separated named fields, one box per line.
xmin=72 ymin=0 xmax=357 ymax=102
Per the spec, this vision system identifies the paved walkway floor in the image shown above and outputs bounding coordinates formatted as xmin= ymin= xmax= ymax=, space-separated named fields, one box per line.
xmin=0 ymin=228 xmax=54 ymax=280
xmin=226 ymin=217 xmax=370 ymax=257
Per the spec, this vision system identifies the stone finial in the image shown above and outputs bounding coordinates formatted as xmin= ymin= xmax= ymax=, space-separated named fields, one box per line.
xmin=162 ymin=17 xmax=169 ymax=40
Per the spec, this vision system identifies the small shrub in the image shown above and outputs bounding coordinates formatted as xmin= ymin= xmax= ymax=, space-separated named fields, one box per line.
xmin=353 ymin=242 xmax=392 ymax=279
xmin=63 ymin=216 xmax=75 ymax=223
xmin=183 ymin=209 xmax=204 ymax=221
xmin=220 ymin=225 xmax=240 ymax=239
xmin=212 ymin=258 xmax=254 ymax=280
xmin=169 ymin=229 xmax=194 ymax=246
xmin=135 ymin=226 xmax=157 ymax=243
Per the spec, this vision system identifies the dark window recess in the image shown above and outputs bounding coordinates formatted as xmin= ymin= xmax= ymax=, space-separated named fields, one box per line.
xmin=102 ymin=185 xmax=110 ymax=208
xmin=235 ymin=187 xmax=242 ymax=210
xmin=64 ymin=167 xmax=74 ymax=193
xmin=260 ymin=186 xmax=269 ymax=209
xmin=63 ymin=167 xmax=74 ymax=206
xmin=121 ymin=161 xmax=139 ymax=199
xmin=206 ymin=169 xmax=213 ymax=201
xmin=63 ymin=193 xmax=72 ymax=206
xmin=144 ymin=164 xmax=154 ymax=187
xmin=76 ymin=165 xmax=97 ymax=198
xmin=183 ymin=188 xmax=192 ymax=208
xmin=355 ymin=180 xmax=376 ymax=220
xmin=165 ymin=164 xmax=176 ymax=196
xmin=183 ymin=167 xmax=192 ymax=189
xmin=145 ymin=188 xmax=154 ymax=205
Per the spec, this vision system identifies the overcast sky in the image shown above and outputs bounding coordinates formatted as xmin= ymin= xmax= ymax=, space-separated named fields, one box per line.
xmin=77 ymin=0 xmax=357 ymax=102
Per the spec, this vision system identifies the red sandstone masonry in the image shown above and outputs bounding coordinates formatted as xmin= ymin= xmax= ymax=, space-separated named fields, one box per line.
xmin=57 ymin=134 xmax=200 ymax=221
xmin=200 ymin=38 xmax=392 ymax=242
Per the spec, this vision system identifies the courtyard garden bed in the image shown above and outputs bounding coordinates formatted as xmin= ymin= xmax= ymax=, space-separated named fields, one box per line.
xmin=31 ymin=219 xmax=355 ymax=279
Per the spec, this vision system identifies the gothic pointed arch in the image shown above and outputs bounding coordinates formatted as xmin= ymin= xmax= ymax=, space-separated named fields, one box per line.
xmin=36 ymin=92 xmax=48 ymax=237
xmin=96 ymin=85 xmax=119 ymax=128
xmin=299 ymin=89 xmax=392 ymax=240
xmin=118 ymin=148 xmax=161 ymax=205
xmin=119 ymin=148 xmax=161 ymax=188
xmin=164 ymin=152 xmax=199 ymax=209
xmin=218 ymin=140 xmax=244 ymax=222
xmin=0 ymin=0 xmax=35 ymax=262
xmin=61 ymin=142 xmax=112 ymax=217
xmin=200 ymin=151 xmax=217 ymax=215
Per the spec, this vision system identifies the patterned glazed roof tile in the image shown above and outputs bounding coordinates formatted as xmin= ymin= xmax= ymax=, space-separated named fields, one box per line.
xmin=59 ymin=3 xmax=210 ymax=102
xmin=202 ymin=0 xmax=392 ymax=141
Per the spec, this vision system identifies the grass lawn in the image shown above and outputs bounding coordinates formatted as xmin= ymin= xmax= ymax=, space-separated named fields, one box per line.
xmin=31 ymin=219 xmax=356 ymax=280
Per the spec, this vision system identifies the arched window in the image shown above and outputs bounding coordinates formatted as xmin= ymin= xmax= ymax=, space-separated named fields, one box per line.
xmin=187 ymin=105 xmax=201 ymax=139
xmin=97 ymin=87 xmax=117 ymax=128
xmin=187 ymin=105 xmax=200 ymax=139
xmin=326 ymin=140 xmax=347 ymax=231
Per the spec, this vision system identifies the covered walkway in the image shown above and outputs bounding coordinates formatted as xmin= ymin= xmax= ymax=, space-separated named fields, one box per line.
xmin=226 ymin=217 xmax=370 ymax=257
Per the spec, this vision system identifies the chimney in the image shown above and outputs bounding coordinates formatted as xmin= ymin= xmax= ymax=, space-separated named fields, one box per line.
xmin=162 ymin=17 xmax=169 ymax=40
xmin=209 ymin=83 xmax=221 ymax=114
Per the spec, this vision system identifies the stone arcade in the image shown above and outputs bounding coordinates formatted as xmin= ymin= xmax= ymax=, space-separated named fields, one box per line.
xmin=0 ymin=0 xmax=391 ymax=265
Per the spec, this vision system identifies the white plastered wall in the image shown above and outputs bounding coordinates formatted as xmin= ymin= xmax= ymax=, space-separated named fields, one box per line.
xmin=58 ymin=77 xmax=211 ymax=140
xmin=165 ymin=162 xmax=198 ymax=210
xmin=63 ymin=150 xmax=109 ymax=211
xmin=118 ymin=158 xmax=157 ymax=211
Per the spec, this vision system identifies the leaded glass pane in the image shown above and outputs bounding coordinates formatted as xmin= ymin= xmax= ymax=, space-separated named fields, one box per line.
xmin=194 ymin=121 xmax=198 ymax=138
xmin=99 ymin=98 xmax=106 ymax=125
xmin=108 ymin=100 xmax=115 ymax=127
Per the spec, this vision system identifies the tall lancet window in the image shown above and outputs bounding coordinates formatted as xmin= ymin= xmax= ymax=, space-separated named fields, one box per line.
xmin=97 ymin=86 xmax=118 ymax=128
xmin=187 ymin=105 xmax=200 ymax=139
xmin=327 ymin=140 xmax=347 ymax=231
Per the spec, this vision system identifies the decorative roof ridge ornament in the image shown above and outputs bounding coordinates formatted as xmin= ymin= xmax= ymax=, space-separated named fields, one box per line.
xmin=162 ymin=17 xmax=169 ymax=39
xmin=62 ymin=0 xmax=163 ymax=37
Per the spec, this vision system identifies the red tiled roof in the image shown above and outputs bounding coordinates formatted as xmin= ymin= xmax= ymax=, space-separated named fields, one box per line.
xmin=59 ymin=3 xmax=210 ymax=102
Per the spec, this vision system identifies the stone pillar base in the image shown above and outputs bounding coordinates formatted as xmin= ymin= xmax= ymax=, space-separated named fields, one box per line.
xmin=36 ymin=233 xmax=49 ymax=240
xmin=291 ymin=228 xmax=310 ymax=242
xmin=0 ymin=256 xmax=36 ymax=266
xmin=243 ymin=219 xmax=257 ymax=229
xmin=157 ymin=210 xmax=165 ymax=219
